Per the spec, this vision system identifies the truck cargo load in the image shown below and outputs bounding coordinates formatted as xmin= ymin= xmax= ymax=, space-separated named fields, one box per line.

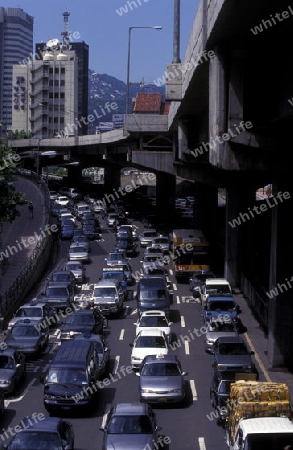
xmin=225 ymin=381 xmax=293 ymax=449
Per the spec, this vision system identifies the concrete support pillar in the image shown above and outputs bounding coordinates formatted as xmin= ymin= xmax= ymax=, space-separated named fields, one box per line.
xmin=67 ymin=166 xmax=83 ymax=188
xmin=156 ymin=172 xmax=176 ymax=222
xmin=103 ymin=165 xmax=121 ymax=195
xmin=268 ymin=184 xmax=293 ymax=368
xmin=209 ymin=45 xmax=226 ymax=167
xmin=225 ymin=187 xmax=255 ymax=288
xmin=228 ymin=48 xmax=244 ymax=130
xmin=178 ymin=119 xmax=188 ymax=160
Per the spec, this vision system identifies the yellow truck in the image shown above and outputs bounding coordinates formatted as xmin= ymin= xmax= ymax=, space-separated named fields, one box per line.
xmin=225 ymin=380 xmax=293 ymax=449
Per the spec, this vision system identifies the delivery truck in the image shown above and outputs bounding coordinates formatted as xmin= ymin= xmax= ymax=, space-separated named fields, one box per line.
xmin=225 ymin=380 xmax=293 ymax=449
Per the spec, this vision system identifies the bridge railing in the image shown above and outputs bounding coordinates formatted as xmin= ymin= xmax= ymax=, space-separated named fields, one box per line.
xmin=240 ymin=273 xmax=269 ymax=328
xmin=0 ymin=169 xmax=53 ymax=328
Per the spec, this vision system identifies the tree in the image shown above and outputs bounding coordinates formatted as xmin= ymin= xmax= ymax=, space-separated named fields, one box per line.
xmin=7 ymin=129 xmax=33 ymax=140
xmin=0 ymin=143 xmax=27 ymax=223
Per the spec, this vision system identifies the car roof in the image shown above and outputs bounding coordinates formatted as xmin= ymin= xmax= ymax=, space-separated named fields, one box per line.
xmin=74 ymin=334 xmax=104 ymax=343
xmin=139 ymin=277 xmax=166 ymax=287
xmin=140 ymin=310 xmax=167 ymax=317
xmin=16 ymin=417 xmax=65 ymax=432
xmin=10 ymin=318 xmax=41 ymax=326
xmin=46 ymin=283 xmax=69 ymax=288
xmin=113 ymin=402 xmax=148 ymax=415
xmin=94 ymin=280 xmax=118 ymax=287
xmin=205 ymin=278 xmax=230 ymax=285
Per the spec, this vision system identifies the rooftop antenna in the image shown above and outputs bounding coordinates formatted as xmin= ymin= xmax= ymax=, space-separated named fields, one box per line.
xmin=61 ymin=10 xmax=71 ymax=46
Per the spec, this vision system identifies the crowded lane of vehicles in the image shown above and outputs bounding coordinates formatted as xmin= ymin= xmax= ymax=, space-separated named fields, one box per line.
xmin=0 ymin=192 xmax=281 ymax=449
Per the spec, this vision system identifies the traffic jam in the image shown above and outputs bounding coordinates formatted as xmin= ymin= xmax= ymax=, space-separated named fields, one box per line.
xmin=0 ymin=189 xmax=291 ymax=450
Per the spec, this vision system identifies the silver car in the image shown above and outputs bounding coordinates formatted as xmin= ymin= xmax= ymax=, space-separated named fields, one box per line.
xmin=64 ymin=261 xmax=86 ymax=283
xmin=205 ymin=318 xmax=239 ymax=353
xmin=138 ymin=354 xmax=188 ymax=404
xmin=68 ymin=243 xmax=89 ymax=262
xmin=139 ymin=229 xmax=158 ymax=247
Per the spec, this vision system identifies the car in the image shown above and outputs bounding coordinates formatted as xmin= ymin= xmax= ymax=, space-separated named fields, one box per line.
xmin=116 ymin=224 xmax=138 ymax=239
xmin=51 ymin=202 xmax=63 ymax=217
xmin=100 ymin=402 xmax=158 ymax=450
xmin=71 ymin=235 xmax=90 ymax=252
xmin=205 ymin=317 xmax=239 ymax=353
xmin=140 ymin=254 xmax=164 ymax=272
xmin=140 ymin=266 xmax=170 ymax=284
xmin=137 ymin=354 xmax=188 ymax=404
xmin=0 ymin=348 xmax=26 ymax=394
xmin=105 ymin=252 xmax=128 ymax=267
xmin=68 ymin=243 xmax=89 ymax=263
xmin=64 ymin=261 xmax=85 ymax=284
xmin=58 ymin=212 xmax=76 ymax=225
xmin=4 ymin=318 xmax=49 ymax=357
xmin=41 ymin=283 xmax=74 ymax=313
xmin=115 ymin=262 xmax=135 ymax=286
xmin=130 ymin=329 xmax=169 ymax=370
xmin=92 ymin=200 xmax=105 ymax=213
xmin=136 ymin=276 xmax=171 ymax=316
xmin=55 ymin=195 xmax=70 ymax=206
xmin=2 ymin=416 xmax=75 ymax=449
xmin=203 ymin=294 xmax=240 ymax=324
xmin=7 ymin=300 xmax=56 ymax=331
xmin=82 ymin=223 xmax=101 ymax=240
xmin=49 ymin=191 xmax=58 ymax=201
xmin=101 ymin=266 xmax=128 ymax=300
xmin=106 ymin=212 xmax=119 ymax=227
xmin=60 ymin=224 xmax=75 ymax=240
xmin=189 ymin=270 xmax=216 ymax=297
xmin=74 ymin=333 xmax=110 ymax=378
xmin=200 ymin=278 xmax=232 ymax=305
xmin=46 ymin=270 xmax=76 ymax=297
xmin=73 ymin=229 xmax=87 ymax=240
xmin=151 ymin=236 xmax=170 ymax=254
xmin=115 ymin=237 xmax=138 ymax=257
xmin=212 ymin=336 xmax=258 ymax=376
xmin=80 ymin=211 xmax=96 ymax=223
xmin=139 ymin=229 xmax=158 ymax=247
xmin=134 ymin=310 xmax=173 ymax=344
xmin=92 ymin=280 xmax=124 ymax=315
xmin=60 ymin=309 xmax=106 ymax=340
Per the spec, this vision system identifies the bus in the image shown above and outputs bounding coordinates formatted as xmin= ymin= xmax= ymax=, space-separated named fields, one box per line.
xmin=172 ymin=229 xmax=210 ymax=280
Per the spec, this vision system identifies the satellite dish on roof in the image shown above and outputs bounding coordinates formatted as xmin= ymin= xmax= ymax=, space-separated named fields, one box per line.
xmin=46 ymin=38 xmax=60 ymax=49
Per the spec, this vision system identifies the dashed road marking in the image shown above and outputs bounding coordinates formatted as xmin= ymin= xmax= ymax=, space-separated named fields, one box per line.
xmin=176 ymin=296 xmax=180 ymax=305
xmin=173 ymin=283 xmax=177 ymax=291
xmin=113 ymin=355 xmax=120 ymax=374
xmin=169 ymin=269 xmax=173 ymax=276
xmin=119 ymin=329 xmax=125 ymax=340
xmin=130 ymin=308 xmax=137 ymax=316
xmin=181 ymin=316 xmax=185 ymax=327
xmin=190 ymin=380 xmax=197 ymax=401
xmin=101 ymin=403 xmax=112 ymax=429
xmin=198 ymin=437 xmax=206 ymax=449
xmin=184 ymin=340 xmax=190 ymax=355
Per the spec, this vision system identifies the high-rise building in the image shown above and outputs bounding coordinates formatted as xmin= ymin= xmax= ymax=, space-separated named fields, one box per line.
xmin=12 ymin=40 xmax=78 ymax=139
xmin=35 ymin=12 xmax=89 ymax=135
xmin=0 ymin=7 xmax=33 ymax=137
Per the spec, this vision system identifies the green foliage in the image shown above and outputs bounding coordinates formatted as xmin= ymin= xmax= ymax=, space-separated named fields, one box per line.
xmin=0 ymin=144 xmax=27 ymax=223
xmin=7 ymin=129 xmax=33 ymax=140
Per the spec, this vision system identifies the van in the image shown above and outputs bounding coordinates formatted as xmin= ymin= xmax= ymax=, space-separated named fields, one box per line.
xmin=136 ymin=276 xmax=171 ymax=316
xmin=92 ymin=279 xmax=124 ymax=315
xmin=42 ymin=339 xmax=99 ymax=413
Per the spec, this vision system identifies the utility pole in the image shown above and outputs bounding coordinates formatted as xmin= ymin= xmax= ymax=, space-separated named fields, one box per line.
xmin=173 ymin=0 xmax=181 ymax=64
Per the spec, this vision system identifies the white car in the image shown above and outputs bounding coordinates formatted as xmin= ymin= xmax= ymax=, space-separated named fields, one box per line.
xmin=151 ymin=236 xmax=170 ymax=254
xmin=130 ymin=329 xmax=169 ymax=370
xmin=55 ymin=195 xmax=70 ymax=206
xmin=68 ymin=243 xmax=89 ymax=262
xmin=134 ymin=310 xmax=173 ymax=344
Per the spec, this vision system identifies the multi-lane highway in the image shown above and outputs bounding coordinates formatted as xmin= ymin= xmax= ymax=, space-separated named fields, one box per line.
xmin=0 ymin=215 xmax=265 ymax=450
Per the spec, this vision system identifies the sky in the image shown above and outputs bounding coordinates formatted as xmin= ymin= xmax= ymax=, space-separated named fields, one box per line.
xmin=3 ymin=0 xmax=199 ymax=83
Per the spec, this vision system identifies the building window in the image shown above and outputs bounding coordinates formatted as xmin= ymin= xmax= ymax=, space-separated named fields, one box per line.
xmin=61 ymin=68 xmax=65 ymax=74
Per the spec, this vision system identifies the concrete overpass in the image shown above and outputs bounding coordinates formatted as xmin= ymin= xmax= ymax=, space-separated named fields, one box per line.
xmin=8 ymin=0 xmax=293 ymax=369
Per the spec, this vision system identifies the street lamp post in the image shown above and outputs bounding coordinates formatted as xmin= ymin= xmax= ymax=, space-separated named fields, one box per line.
xmin=125 ymin=26 xmax=163 ymax=116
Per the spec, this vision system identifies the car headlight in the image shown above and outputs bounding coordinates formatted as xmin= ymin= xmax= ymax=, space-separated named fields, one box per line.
xmin=0 ymin=380 xmax=11 ymax=385
xmin=141 ymin=388 xmax=153 ymax=393
xmin=44 ymin=394 xmax=56 ymax=400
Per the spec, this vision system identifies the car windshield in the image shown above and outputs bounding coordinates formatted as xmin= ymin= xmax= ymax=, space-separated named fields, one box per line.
xmin=145 ymin=269 xmax=165 ymax=276
xmin=93 ymin=287 xmax=116 ymax=297
xmin=66 ymin=314 xmax=94 ymax=325
xmin=143 ymin=232 xmax=157 ymax=238
xmin=46 ymin=368 xmax=87 ymax=385
xmin=66 ymin=263 xmax=81 ymax=271
xmin=0 ymin=356 xmax=14 ymax=369
xmin=15 ymin=308 xmax=42 ymax=317
xmin=108 ymin=254 xmax=123 ymax=261
xmin=218 ymin=380 xmax=233 ymax=394
xmin=70 ymin=247 xmax=87 ymax=254
xmin=144 ymin=256 xmax=160 ymax=262
xmin=141 ymin=363 xmax=180 ymax=376
xmin=135 ymin=336 xmax=166 ymax=348
xmin=207 ymin=301 xmax=235 ymax=311
xmin=153 ymin=238 xmax=168 ymax=244
xmin=139 ymin=316 xmax=168 ymax=327
xmin=107 ymin=415 xmax=153 ymax=434
xmin=11 ymin=325 xmax=40 ymax=337
xmin=139 ymin=290 xmax=167 ymax=300
xmin=51 ymin=274 xmax=71 ymax=282
xmin=206 ymin=285 xmax=230 ymax=294
xmin=8 ymin=432 xmax=62 ymax=450
xmin=46 ymin=287 xmax=68 ymax=297
xmin=209 ymin=322 xmax=235 ymax=332
xmin=218 ymin=343 xmax=248 ymax=355
xmin=103 ymin=272 xmax=124 ymax=282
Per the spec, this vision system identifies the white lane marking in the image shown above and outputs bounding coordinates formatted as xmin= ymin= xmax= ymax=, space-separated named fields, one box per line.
xmin=130 ymin=308 xmax=137 ymax=316
xmin=101 ymin=402 xmax=112 ymax=429
xmin=119 ymin=329 xmax=125 ymax=340
xmin=190 ymin=380 xmax=198 ymax=401
xmin=49 ymin=342 xmax=60 ymax=354
xmin=169 ymin=269 xmax=173 ymax=276
xmin=173 ymin=283 xmax=177 ymax=291
xmin=198 ymin=437 xmax=206 ymax=449
xmin=5 ymin=378 xmax=36 ymax=407
xmin=176 ymin=295 xmax=180 ymax=304
xmin=113 ymin=355 xmax=120 ymax=374
xmin=124 ymin=305 xmax=130 ymax=317
xmin=181 ymin=316 xmax=185 ymax=327
xmin=184 ymin=340 xmax=190 ymax=355
xmin=53 ymin=329 xmax=60 ymax=336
